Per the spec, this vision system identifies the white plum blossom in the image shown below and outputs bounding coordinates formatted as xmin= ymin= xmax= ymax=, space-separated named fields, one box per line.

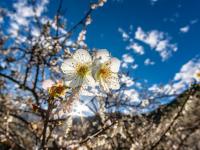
xmin=61 ymin=49 xmax=95 ymax=88
xmin=93 ymin=49 xmax=120 ymax=92
xmin=93 ymin=49 xmax=110 ymax=63
xmin=61 ymin=49 xmax=121 ymax=92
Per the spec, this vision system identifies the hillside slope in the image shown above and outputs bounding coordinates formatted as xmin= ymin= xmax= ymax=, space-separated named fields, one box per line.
xmin=0 ymin=84 xmax=199 ymax=150
xmin=72 ymin=84 xmax=200 ymax=150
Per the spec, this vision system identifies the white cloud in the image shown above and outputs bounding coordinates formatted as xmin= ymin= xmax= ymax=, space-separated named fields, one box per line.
xmin=149 ymin=57 xmax=200 ymax=95
xmin=13 ymin=1 xmax=34 ymax=17
xmin=126 ymin=42 xmax=145 ymax=55
xmin=122 ymin=54 xmax=134 ymax=63
xmin=190 ymin=19 xmax=198 ymax=24
xmin=35 ymin=0 xmax=49 ymax=17
xmin=170 ymin=58 xmax=200 ymax=94
xmin=179 ymin=19 xmax=198 ymax=34
xmin=8 ymin=22 xmax=19 ymax=37
xmin=121 ymin=54 xmax=137 ymax=69
xmin=121 ymin=63 xmax=128 ymax=68
xmin=144 ymin=58 xmax=155 ymax=66
xmin=120 ymin=74 xmax=134 ymax=87
xmin=118 ymin=26 xmax=145 ymax=55
xmin=150 ymin=0 xmax=158 ymax=5
xmin=118 ymin=27 xmax=129 ymax=41
xmin=123 ymin=89 xmax=141 ymax=103
xmin=112 ymin=0 xmax=124 ymax=2
xmin=131 ymin=64 xmax=138 ymax=70
xmin=180 ymin=26 xmax=190 ymax=33
xmin=31 ymin=27 xmax=40 ymax=37
xmin=135 ymin=27 xmax=177 ymax=61
xmin=173 ymin=57 xmax=200 ymax=83
xmin=135 ymin=27 xmax=145 ymax=41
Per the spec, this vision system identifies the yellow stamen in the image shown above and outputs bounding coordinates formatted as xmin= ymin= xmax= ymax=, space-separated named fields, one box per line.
xmin=196 ymin=72 xmax=200 ymax=78
xmin=48 ymin=83 xmax=66 ymax=97
xmin=76 ymin=64 xmax=89 ymax=78
xmin=96 ymin=66 xmax=111 ymax=80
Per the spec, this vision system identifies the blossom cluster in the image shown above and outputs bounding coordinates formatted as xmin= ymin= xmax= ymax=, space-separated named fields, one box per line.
xmin=61 ymin=49 xmax=120 ymax=92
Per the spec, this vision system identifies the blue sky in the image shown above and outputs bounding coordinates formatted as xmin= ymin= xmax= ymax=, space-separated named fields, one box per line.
xmin=0 ymin=0 xmax=199 ymax=114
xmin=0 ymin=0 xmax=199 ymax=87
xmin=47 ymin=0 xmax=200 ymax=85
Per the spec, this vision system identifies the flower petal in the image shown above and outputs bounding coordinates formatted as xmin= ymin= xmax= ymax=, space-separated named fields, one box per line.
xmin=83 ymin=75 xmax=96 ymax=87
xmin=105 ymin=73 xmax=120 ymax=90
xmin=92 ymin=62 xmax=101 ymax=78
xmin=69 ymin=75 xmax=83 ymax=88
xmin=61 ymin=59 xmax=77 ymax=80
xmin=100 ymin=78 xmax=110 ymax=92
xmin=61 ymin=59 xmax=77 ymax=72
xmin=98 ymin=73 xmax=120 ymax=92
xmin=73 ymin=49 xmax=92 ymax=63
xmin=107 ymin=57 xmax=121 ymax=73
xmin=93 ymin=49 xmax=110 ymax=63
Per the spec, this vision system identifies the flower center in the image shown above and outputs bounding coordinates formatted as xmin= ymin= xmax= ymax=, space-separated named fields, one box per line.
xmin=97 ymin=67 xmax=111 ymax=80
xmin=76 ymin=64 xmax=89 ymax=78
xmin=49 ymin=84 xmax=66 ymax=97
xmin=197 ymin=72 xmax=200 ymax=78
xmin=54 ymin=86 xmax=65 ymax=94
